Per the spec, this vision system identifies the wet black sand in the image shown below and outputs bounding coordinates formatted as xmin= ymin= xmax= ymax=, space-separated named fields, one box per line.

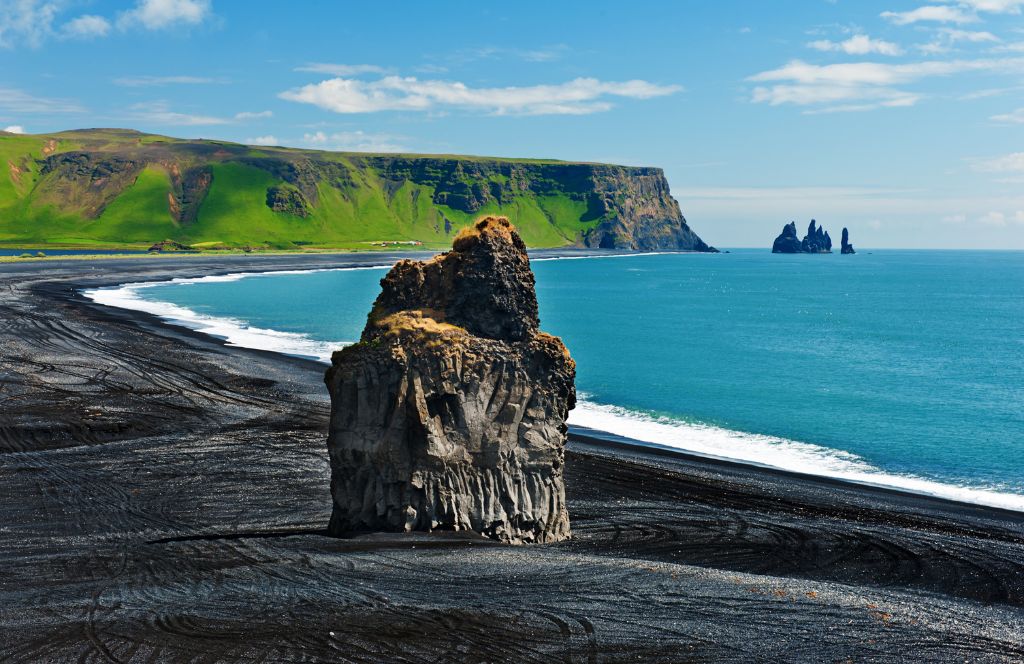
xmin=2 ymin=254 xmax=1023 ymax=663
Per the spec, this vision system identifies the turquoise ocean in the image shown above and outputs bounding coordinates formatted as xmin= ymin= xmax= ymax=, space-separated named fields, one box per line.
xmin=87 ymin=250 xmax=1024 ymax=510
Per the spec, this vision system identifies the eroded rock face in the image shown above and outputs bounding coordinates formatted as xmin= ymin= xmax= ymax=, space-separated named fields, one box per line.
xmin=324 ymin=216 xmax=575 ymax=544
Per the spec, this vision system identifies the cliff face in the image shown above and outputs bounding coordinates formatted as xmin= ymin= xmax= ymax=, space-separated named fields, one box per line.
xmin=324 ymin=216 xmax=575 ymax=543
xmin=357 ymin=157 xmax=714 ymax=251
xmin=0 ymin=129 xmax=715 ymax=251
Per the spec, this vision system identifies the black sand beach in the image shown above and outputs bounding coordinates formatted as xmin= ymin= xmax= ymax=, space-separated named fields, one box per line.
xmin=2 ymin=254 xmax=1024 ymax=662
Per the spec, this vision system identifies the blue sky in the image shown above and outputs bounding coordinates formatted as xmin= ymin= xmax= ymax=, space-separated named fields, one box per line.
xmin=2 ymin=0 xmax=1024 ymax=248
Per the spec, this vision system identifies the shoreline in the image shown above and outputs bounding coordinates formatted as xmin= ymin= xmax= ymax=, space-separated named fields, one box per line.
xmin=4 ymin=253 xmax=1024 ymax=660
xmin=80 ymin=253 xmax=1024 ymax=515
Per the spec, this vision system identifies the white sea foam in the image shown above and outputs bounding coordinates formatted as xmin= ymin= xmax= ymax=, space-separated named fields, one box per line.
xmin=569 ymin=399 xmax=1024 ymax=512
xmin=84 ymin=279 xmax=353 ymax=363
xmin=85 ymin=264 xmax=1024 ymax=513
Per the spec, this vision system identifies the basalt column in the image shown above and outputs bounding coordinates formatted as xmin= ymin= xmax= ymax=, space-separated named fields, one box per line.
xmin=324 ymin=216 xmax=575 ymax=544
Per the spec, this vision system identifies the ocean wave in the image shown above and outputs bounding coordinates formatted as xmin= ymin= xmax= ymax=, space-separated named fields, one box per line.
xmin=148 ymin=264 xmax=389 ymax=286
xmin=569 ymin=399 xmax=1024 ymax=512
xmin=84 ymin=281 xmax=352 ymax=363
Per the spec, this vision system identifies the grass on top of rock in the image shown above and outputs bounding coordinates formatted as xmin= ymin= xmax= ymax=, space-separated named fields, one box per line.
xmin=452 ymin=215 xmax=517 ymax=251
xmin=372 ymin=310 xmax=468 ymax=348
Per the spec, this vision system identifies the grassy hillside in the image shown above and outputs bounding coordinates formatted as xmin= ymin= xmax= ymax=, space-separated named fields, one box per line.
xmin=0 ymin=129 xmax=712 ymax=251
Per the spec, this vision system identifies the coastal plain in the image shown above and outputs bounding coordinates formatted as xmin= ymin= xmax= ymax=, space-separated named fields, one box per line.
xmin=2 ymin=254 xmax=1024 ymax=663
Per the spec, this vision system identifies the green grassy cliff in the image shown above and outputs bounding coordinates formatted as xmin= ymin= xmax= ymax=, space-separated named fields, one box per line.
xmin=0 ymin=128 xmax=714 ymax=251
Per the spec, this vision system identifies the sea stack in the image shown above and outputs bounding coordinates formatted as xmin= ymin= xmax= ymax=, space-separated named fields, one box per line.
xmin=772 ymin=219 xmax=834 ymax=253
xmin=324 ymin=216 xmax=576 ymax=544
xmin=800 ymin=219 xmax=832 ymax=253
xmin=841 ymin=227 xmax=856 ymax=254
xmin=772 ymin=222 xmax=802 ymax=253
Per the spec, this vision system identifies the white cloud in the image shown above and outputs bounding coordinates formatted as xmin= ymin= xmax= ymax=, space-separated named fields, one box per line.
xmin=808 ymin=34 xmax=904 ymax=56
xmin=1 ymin=0 xmax=212 ymax=46
xmin=234 ymin=110 xmax=273 ymax=120
xmin=938 ymin=28 xmax=1000 ymax=42
xmin=881 ymin=5 xmax=977 ymax=24
xmin=916 ymin=42 xmax=951 ymax=55
xmin=295 ymin=63 xmax=390 ymax=76
xmin=943 ymin=209 xmax=1024 ymax=226
xmin=302 ymin=130 xmax=407 ymax=152
xmin=246 ymin=135 xmax=278 ymax=146
xmin=916 ymin=28 xmax=1001 ymax=53
xmin=978 ymin=211 xmax=1007 ymax=225
xmin=749 ymin=57 xmax=1024 ymax=111
xmin=414 ymin=63 xmax=449 ymax=74
xmin=953 ymin=0 xmax=1024 ymax=13
xmin=3 ymin=125 xmax=25 ymax=133
xmin=991 ymin=107 xmax=1024 ymax=122
xmin=969 ymin=151 xmax=1024 ymax=171
xmin=429 ymin=44 xmax=571 ymax=68
xmin=0 ymin=0 xmax=60 ymax=47
xmin=118 ymin=0 xmax=211 ymax=30
xmin=280 ymin=76 xmax=682 ymax=116
xmin=517 ymin=45 xmax=570 ymax=62
xmin=958 ymin=85 xmax=1021 ymax=99
xmin=0 ymin=86 xmax=84 ymax=113
xmin=126 ymin=101 xmax=229 ymax=125
xmin=61 ymin=14 xmax=110 ymax=39
xmin=799 ymin=96 xmax=920 ymax=113
xmin=750 ymin=59 xmax=1007 ymax=88
xmin=113 ymin=75 xmax=216 ymax=86
xmin=881 ymin=0 xmax=1024 ymax=25
xmin=752 ymin=85 xmax=918 ymax=109
xmin=677 ymin=186 xmax=922 ymax=200
xmin=124 ymin=102 xmax=274 ymax=126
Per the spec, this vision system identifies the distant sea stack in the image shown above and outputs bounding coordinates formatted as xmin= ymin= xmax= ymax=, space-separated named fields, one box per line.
xmin=841 ymin=227 xmax=856 ymax=254
xmin=771 ymin=222 xmax=802 ymax=253
xmin=324 ymin=216 xmax=576 ymax=544
xmin=772 ymin=219 xmax=833 ymax=253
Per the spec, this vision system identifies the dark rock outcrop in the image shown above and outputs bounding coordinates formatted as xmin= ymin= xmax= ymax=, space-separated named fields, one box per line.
xmin=800 ymin=220 xmax=832 ymax=253
xmin=772 ymin=222 xmax=802 ymax=253
xmin=841 ymin=227 xmax=856 ymax=254
xmin=147 ymin=240 xmax=191 ymax=252
xmin=167 ymin=164 xmax=212 ymax=224
xmin=772 ymin=219 xmax=834 ymax=253
xmin=265 ymin=185 xmax=309 ymax=217
xmin=37 ymin=152 xmax=143 ymax=217
xmin=324 ymin=216 xmax=575 ymax=544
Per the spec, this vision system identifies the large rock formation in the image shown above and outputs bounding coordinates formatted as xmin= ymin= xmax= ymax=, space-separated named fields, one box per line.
xmin=324 ymin=216 xmax=576 ymax=544
xmin=801 ymin=219 xmax=832 ymax=253
xmin=841 ymin=227 xmax=856 ymax=254
xmin=772 ymin=219 xmax=834 ymax=253
xmin=772 ymin=222 xmax=802 ymax=253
